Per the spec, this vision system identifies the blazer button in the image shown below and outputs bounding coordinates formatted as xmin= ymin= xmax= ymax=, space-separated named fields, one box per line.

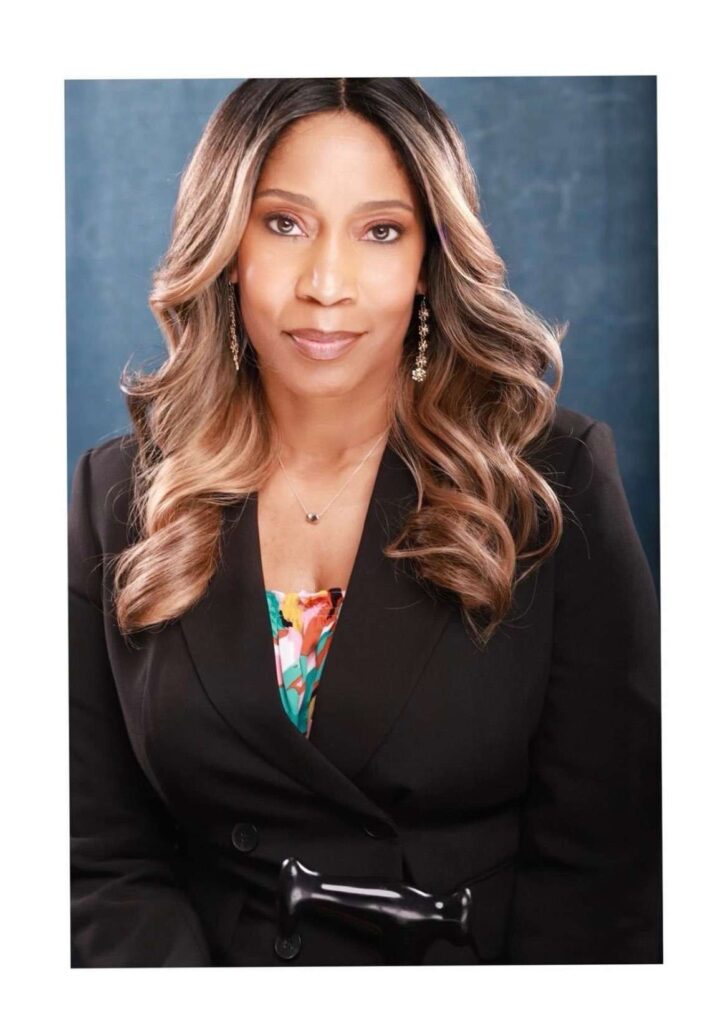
xmin=231 ymin=822 xmax=259 ymax=852
xmin=362 ymin=819 xmax=396 ymax=840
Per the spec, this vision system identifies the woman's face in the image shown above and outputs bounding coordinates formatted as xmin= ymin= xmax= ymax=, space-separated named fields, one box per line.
xmin=230 ymin=111 xmax=428 ymax=400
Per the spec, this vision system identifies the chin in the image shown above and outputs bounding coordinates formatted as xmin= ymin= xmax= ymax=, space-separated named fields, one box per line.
xmin=292 ymin=373 xmax=360 ymax=398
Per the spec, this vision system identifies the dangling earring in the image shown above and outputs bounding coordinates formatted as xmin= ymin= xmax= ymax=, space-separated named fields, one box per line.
xmin=411 ymin=293 xmax=429 ymax=383
xmin=228 ymin=283 xmax=241 ymax=372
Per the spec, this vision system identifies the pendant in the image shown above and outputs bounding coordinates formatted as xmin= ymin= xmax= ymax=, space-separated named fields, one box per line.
xmin=305 ymin=513 xmax=321 ymax=523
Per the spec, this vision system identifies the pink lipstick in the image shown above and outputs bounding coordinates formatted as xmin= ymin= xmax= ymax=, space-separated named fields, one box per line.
xmin=286 ymin=329 xmax=363 ymax=361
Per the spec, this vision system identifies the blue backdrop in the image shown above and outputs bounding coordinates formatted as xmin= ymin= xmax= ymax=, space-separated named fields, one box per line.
xmin=65 ymin=77 xmax=658 ymax=588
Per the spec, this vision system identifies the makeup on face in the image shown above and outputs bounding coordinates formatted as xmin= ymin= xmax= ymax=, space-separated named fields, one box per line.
xmin=284 ymin=328 xmax=365 ymax=361
xmin=232 ymin=112 xmax=427 ymax=385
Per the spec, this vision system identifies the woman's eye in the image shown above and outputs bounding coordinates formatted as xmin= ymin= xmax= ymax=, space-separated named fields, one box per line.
xmin=264 ymin=215 xmax=402 ymax=243
xmin=365 ymin=223 xmax=403 ymax=243
xmin=265 ymin=214 xmax=304 ymax=237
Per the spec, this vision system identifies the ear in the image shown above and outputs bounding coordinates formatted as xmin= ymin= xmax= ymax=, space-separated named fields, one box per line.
xmin=228 ymin=266 xmax=238 ymax=284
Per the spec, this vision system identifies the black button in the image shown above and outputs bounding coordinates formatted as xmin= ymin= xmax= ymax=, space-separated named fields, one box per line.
xmin=231 ymin=822 xmax=259 ymax=852
xmin=274 ymin=932 xmax=302 ymax=961
xmin=362 ymin=819 xmax=396 ymax=839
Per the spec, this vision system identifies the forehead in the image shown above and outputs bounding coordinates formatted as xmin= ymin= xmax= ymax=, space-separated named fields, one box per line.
xmin=258 ymin=111 xmax=416 ymax=204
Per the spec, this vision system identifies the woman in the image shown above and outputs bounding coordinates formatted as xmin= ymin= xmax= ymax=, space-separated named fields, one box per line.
xmin=68 ymin=78 xmax=661 ymax=967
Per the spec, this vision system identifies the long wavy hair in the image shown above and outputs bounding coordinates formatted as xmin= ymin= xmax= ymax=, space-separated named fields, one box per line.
xmin=112 ymin=77 xmax=567 ymax=649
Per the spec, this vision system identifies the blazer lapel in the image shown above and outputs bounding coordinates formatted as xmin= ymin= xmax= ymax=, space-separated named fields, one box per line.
xmin=308 ymin=445 xmax=455 ymax=777
xmin=178 ymin=442 xmax=453 ymax=817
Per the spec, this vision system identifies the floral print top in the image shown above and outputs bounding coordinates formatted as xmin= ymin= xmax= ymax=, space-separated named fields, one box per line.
xmin=265 ymin=587 xmax=346 ymax=738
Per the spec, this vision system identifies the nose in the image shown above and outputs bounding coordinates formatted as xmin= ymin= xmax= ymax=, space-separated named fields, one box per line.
xmin=295 ymin=233 xmax=357 ymax=306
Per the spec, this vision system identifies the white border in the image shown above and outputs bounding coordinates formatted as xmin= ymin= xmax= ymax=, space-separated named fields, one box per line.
xmin=5 ymin=1 xmax=726 ymax=1020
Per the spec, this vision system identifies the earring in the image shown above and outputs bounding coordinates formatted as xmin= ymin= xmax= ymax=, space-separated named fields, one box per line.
xmin=411 ymin=293 xmax=429 ymax=382
xmin=228 ymin=283 xmax=241 ymax=372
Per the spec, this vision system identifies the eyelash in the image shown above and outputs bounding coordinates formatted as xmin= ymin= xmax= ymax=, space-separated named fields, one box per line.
xmin=263 ymin=213 xmax=404 ymax=244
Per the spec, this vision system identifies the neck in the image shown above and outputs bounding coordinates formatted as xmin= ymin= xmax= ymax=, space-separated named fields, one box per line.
xmin=267 ymin=393 xmax=392 ymax=474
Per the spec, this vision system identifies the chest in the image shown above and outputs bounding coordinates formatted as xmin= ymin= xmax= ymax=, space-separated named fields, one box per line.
xmin=255 ymin=464 xmax=380 ymax=593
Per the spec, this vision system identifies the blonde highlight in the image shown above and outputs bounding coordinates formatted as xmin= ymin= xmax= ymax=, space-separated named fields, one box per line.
xmin=112 ymin=78 xmax=567 ymax=650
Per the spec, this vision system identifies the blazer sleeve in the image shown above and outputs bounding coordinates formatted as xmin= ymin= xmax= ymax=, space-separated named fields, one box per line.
xmin=504 ymin=420 xmax=662 ymax=963
xmin=68 ymin=447 xmax=213 ymax=967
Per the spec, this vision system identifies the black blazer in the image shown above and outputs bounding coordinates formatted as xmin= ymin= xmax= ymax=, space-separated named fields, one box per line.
xmin=68 ymin=404 xmax=661 ymax=967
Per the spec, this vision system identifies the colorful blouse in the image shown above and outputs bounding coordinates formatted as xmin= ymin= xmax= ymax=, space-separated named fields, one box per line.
xmin=265 ymin=587 xmax=346 ymax=738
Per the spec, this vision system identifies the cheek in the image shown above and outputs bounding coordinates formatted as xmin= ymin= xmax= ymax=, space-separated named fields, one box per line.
xmin=361 ymin=261 xmax=419 ymax=312
xmin=363 ymin=276 xmax=418 ymax=337
xmin=237 ymin=257 xmax=287 ymax=319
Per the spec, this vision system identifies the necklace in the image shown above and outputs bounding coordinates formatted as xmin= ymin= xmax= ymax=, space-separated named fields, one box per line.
xmin=276 ymin=430 xmax=390 ymax=523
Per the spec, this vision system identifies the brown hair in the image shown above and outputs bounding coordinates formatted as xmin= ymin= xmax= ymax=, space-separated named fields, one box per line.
xmin=113 ymin=78 xmax=567 ymax=649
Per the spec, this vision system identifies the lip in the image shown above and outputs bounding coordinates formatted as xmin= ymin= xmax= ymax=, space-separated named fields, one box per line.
xmin=286 ymin=329 xmax=363 ymax=361
xmin=288 ymin=329 xmax=363 ymax=342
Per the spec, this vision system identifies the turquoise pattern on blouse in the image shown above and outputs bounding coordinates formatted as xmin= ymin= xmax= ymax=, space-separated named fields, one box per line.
xmin=265 ymin=587 xmax=346 ymax=738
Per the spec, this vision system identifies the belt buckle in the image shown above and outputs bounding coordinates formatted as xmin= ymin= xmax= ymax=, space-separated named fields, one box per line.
xmin=274 ymin=857 xmax=474 ymax=965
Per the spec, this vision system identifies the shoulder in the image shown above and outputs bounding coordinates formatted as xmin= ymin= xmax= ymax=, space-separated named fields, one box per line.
xmin=539 ymin=403 xmax=598 ymax=448
xmin=538 ymin=408 xmax=658 ymax=656
xmin=70 ymin=431 xmax=139 ymax=555
xmin=531 ymin=405 xmax=647 ymax=576
xmin=83 ymin=431 xmax=138 ymax=490
xmin=549 ymin=404 xmax=597 ymax=439
xmin=525 ymin=403 xmax=605 ymax=487
xmin=526 ymin=405 xmax=637 ymax=563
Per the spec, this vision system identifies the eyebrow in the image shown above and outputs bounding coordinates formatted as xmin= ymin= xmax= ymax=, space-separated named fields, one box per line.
xmin=253 ymin=187 xmax=415 ymax=215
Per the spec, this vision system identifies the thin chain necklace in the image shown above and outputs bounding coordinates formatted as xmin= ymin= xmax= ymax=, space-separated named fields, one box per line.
xmin=276 ymin=429 xmax=390 ymax=523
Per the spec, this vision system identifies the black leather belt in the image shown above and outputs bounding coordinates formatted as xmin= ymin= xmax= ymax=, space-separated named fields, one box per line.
xmin=274 ymin=857 xmax=475 ymax=965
